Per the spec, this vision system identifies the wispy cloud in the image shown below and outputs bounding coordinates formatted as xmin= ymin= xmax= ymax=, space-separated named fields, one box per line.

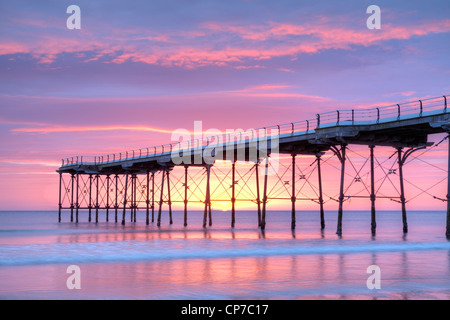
xmin=11 ymin=125 xmax=175 ymax=134
xmin=210 ymin=84 xmax=331 ymax=101
xmin=0 ymin=159 xmax=60 ymax=167
xmin=384 ymin=91 xmax=416 ymax=97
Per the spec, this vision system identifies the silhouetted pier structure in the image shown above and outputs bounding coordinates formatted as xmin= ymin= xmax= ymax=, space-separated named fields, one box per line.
xmin=57 ymin=95 xmax=450 ymax=238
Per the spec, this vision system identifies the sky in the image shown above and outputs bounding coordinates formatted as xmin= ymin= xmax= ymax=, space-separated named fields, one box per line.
xmin=0 ymin=0 xmax=449 ymax=211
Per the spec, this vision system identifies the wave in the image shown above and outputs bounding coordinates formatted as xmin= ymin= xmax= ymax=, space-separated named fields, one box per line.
xmin=1 ymin=240 xmax=449 ymax=266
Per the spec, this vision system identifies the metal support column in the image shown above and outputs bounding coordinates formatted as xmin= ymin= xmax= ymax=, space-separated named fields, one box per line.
xmin=291 ymin=154 xmax=296 ymax=230
xmin=75 ymin=173 xmax=79 ymax=223
xmin=167 ymin=170 xmax=173 ymax=225
xmin=208 ymin=190 xmax=212 ymax=227
xmin=58 ymin=172 xmax=62 ymax=223
xmin=369 ymin=145 xmax=376 ymax=235
xmin=203 ymin=165 xmax=212 ymax=228
xmin=395 ymin=145 xmax=426 ymax=234
xmin=157 ymin=170 xmax=165 ymax=227
xmin=70 ymin=173 xmax=74 ymax=222
xmin=151 ymin=172 xmax=155 ymax=223
xmin=208 ymin=169 xmax=212 ymax=227
xmin=106 ymin=175 xmax=110 ymax=222
xmin=88 ymin=174 xmax=92 ymax=222
xmin=261 ymin=157 xmax=270 ymax=230
xmin=231 ymin=161 xmax=236 ymax=228
xmin=121 ymin=173 xmax=129 ymax=226
xmin=397 ymin=147 xmax=408 ymax=233
xmin=95 ymin=174 xmax=99 ymax=223
xmin=130 ymin=174 xmax=135 ymax=222
xmin=447 ymin=134 xmax=450 ymax=239
xmin=133 ymin=174 xmax=137 ymax=223
xmin=255 ymin=162 xmax=262 ymax=227
xmin=134 ymin=174 xmax=137 ymax=222
xmin=146 ymin=171 xmax=150 ymax=225
xmin=184 ymin=166 xmax=188 ymax=227
xmin=334 ymin=144 xmax=347 ymax=236
xmin=316 ymin=154 xmax=325 ymax=230
xmin=114 ymin=174 xmax=118 ymax=223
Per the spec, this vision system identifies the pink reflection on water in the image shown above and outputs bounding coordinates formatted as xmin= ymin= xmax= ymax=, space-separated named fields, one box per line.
xmin=1 ymin=250 xmax=450 ymax=299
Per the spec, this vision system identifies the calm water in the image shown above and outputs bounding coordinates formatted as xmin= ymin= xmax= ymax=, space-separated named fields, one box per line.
xmin=0 ymin=209 xmax=449 ymax=300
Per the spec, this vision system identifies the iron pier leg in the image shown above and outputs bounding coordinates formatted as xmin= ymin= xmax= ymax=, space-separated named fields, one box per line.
xmin=316 ymin=154 xmax=325 ymax=230
xmin=208 ymin=169 xmax=212 ymax=227
xmin=106 ymin=175 xmax=110 ymax=222
xmin=146 ymin=171 xmax=150 ymax=225
xmin=75 ymin=173 xmax=79 ymax=223
xmin=157 ymin=170 xmax=165 ymax=227
xmin=167 ymin=170 xmax=173 ymax=225
xmin=255 ymin=162 xmax=262 ymax=227
xmin=184 ymin=166 xmax=188 ymax=227
xmin=88 ymin=174 xmax=92 ymax=222
xmin=370 ymin=145 xmax=376 ymax=235
xmin=208 ymin=193 xmax=212 ymax=227
xmin=58 ymin=172 xmax=62 ymax=222
xmin=151 ymin=172 xmax=155 ymax=223
xmin=70 ymin=174 xmax=74 ymax=222
xmin=291 ymin=154 xmax=296 ymax=230
xmin=231 ymin=161 xmax=236 ymax=228
xmin=397 ymin=148 xmax=408 ymax=234
xmin=130 ymin=175 xmax=134 ymax=222
xmin=95 ymin=174 xmax=99 ymax=223
xmin=121 ymin=173 xmax=129 ymax=225
xmin=203 ymin=166 xmax=211 ymax=228
xmin=129 ymin=175 xmax=132 ymax=222
xmin=114 ymin=174 xmax=118 ymax=223
xmin=203 ymin=165 xmax=212 ymax=228
xmin=133 ymin=174 xmax=137 ymax=223
xmin=134 ymin=174 xmax=138 ymax=222
xmin=337 ymin=145 xmax=347 ymax=236
xmin=446 ymin=135 xmax=450 ymax=239
xmin=261 ymin=157 xmax=270 ymax=230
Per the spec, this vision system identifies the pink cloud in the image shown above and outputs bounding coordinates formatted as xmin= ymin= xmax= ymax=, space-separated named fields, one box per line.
xmin=0 ymin=42 xmax=29 ymax=55
xmin=105 ymin=18 xmax=450 ymax=67
xmin=2 ymin=18 xmax=449 ymax=67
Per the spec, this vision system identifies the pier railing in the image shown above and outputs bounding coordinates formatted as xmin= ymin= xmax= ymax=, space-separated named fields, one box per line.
xmin=61 ymin=95 xmax=449 ymax=167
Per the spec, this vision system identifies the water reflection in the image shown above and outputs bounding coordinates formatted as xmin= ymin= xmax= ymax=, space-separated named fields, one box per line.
xmin=39 ymin=248 xmax=447 ymax=300
xmin=1 ymin=210 xmax=450 ymax=299
xmin=57 ymin=228 xmax=273 ymax=244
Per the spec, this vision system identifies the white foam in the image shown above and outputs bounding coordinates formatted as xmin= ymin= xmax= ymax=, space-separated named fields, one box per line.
xmin=1 ymin=239 xmax=449 ymax=266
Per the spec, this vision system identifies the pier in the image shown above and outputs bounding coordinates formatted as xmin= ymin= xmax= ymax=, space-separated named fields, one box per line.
xmin=57 ymin=95 xmax=450 ymax=238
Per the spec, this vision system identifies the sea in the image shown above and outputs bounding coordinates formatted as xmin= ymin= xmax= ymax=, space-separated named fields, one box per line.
xmin=0 ymin=209 xmax=449 ymax=300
